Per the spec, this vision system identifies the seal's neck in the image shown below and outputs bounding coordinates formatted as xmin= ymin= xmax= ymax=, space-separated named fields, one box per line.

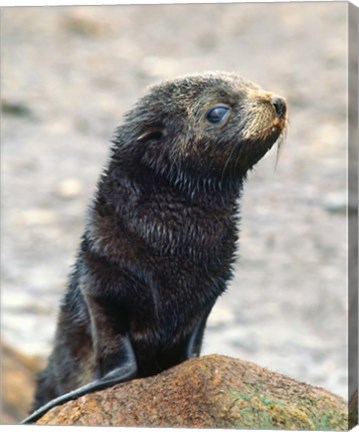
xmin=106 ymin=144 xmax=245 ymax=210
xmin=160 ymin=162 xmax=245 ymax=206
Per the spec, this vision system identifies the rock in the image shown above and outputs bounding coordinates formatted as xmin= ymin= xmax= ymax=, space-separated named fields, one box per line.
xmin=1 ymin=99 xmax=34 ymax=119
xmin=1 ymin=340 xmax=43 ymax=424
xmin=36 ymin=355 xmax=348 ymax=429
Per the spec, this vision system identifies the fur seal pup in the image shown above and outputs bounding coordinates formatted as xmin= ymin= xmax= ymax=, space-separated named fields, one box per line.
xmin=23 ymin=72 xmax=287 ymax=423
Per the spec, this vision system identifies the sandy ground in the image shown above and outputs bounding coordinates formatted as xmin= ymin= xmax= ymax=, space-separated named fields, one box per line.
xmin=1 ymin=2 xmax=352 ymax=401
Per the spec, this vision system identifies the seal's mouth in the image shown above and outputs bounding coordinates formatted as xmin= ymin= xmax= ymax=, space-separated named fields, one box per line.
xmin=250 ymin=118 xmax=286 ymax=151
xmin=263 ymin=126 xmax=283 ymax=149
xmin=241 ymin=94 xmax=287 ymax=144
xmin=234 ymin=102 xmax=287 ymax=175
xmin=255 ymin=97 xmax=288 ymax=159
xmin=268 ymin=108 xmax=288 ymax=168
xmin=259 ymin=118 xmax=287 ymax=167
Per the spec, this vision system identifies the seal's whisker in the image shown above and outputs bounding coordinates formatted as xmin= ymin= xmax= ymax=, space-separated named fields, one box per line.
xmin=274 ymin=122 xmax=288 ymax=171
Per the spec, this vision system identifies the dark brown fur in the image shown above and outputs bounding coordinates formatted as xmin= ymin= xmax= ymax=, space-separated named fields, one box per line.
xmin=24 ymin=72 xmax=287 ymax=423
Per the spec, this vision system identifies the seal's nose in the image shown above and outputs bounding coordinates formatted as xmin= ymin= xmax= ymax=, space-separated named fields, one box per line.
xmin=272 ymin=96 xmax=287 ymax=119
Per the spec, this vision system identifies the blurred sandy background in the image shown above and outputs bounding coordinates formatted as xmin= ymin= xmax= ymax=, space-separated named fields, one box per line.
xmin=1 ymin=2 xmax=350 ymax=416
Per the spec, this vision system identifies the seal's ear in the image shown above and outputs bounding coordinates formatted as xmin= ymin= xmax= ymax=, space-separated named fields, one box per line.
xmin=137 ymin=127 xmax=163 ymax=142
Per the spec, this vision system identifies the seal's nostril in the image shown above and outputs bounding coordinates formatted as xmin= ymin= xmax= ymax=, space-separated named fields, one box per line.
xmin=272 ymin=97 xmax=287 ymax=119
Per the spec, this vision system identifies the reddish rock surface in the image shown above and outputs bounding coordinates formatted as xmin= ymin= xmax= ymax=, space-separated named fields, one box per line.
xmin=37 ymin=354 xmax=348 ymax=429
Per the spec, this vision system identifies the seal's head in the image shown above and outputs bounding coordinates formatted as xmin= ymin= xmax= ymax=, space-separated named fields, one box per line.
xmin=114 ymin=72 xmax=287 ymax=189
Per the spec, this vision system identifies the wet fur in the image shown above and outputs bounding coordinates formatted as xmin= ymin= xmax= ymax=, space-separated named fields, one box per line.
xmin=26 ymin=72 xmax=286 ymax=423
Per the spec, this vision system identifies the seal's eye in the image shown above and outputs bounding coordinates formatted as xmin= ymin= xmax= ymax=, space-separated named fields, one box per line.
xmin=206 ymin=105 xmax=230 ymax=124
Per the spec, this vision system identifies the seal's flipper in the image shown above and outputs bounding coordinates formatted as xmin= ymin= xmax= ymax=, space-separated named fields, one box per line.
xmin=185 ymin=306 xmax=213 ymax=359
xmin=22 ymin=335 xmax=137 ymax=424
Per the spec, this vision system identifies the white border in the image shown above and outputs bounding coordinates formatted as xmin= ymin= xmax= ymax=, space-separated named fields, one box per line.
xmin=0 ymin=0 xmax=358 ymax=8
